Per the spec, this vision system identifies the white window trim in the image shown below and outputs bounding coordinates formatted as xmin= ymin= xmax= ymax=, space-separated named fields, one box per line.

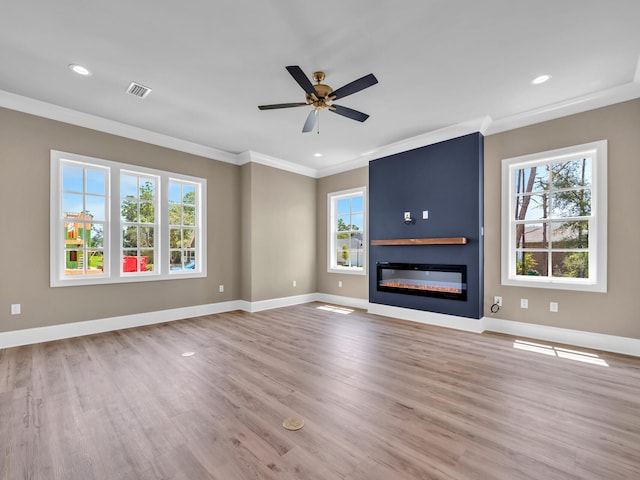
xmin=50 ymin=150 xmax=207 ymax=287
xmin=501 ymin=140 xmax=607 ymax=292
xmin=327 ymin=187 xmax=367 ymax=275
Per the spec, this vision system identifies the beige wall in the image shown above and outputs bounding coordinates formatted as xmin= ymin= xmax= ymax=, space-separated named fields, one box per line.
xmin=316 ymin=167 xmax=369 ymax=299
xmin=242 ymin=163 xmax=317 ymax=302
xmin=0 ymin=107 xmax=241 ymax=332
xmin=484 ymin=99 xmax=640 ymax=339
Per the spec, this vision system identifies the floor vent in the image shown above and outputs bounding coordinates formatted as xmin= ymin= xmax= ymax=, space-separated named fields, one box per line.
xmin=126 ymin=82 xmax=152 ymax=99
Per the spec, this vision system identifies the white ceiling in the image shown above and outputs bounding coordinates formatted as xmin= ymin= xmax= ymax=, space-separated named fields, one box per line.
xmin=1 ymin=1 xmax=639 ymax=176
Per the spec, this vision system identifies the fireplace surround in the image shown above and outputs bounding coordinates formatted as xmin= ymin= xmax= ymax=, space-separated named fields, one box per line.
xmin=377 ymin=262 xmax=467 ymax=301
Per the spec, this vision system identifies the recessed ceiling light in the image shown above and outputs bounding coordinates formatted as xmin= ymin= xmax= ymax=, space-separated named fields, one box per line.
xmin=313 ymin=153 xmax=323 ymax=157
xmin=69 ymin=64 xmax=91 ymax=76
xmin=531 ymin=74 xmax=551 ymax=85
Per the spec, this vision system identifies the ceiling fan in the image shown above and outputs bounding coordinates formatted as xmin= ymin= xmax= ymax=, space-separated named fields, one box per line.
xmin=258 ymin=66 xmax=378 ymax=133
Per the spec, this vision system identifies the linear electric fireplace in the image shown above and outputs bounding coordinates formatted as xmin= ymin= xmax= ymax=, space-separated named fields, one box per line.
xmin=377 ymin=263 xmax=467 ymax=301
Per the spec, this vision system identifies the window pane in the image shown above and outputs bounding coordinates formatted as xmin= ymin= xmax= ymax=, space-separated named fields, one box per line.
xmin=63 ymin=193 xmax=83 ymax=215
xmin=337 ymin=214 xmax=350 ymax=231
xmin=351 ymin=213 xmax=364 ymax=231
xmin=516 ymin=223 xmax=547 ymax=249
xmin=183 ymin=228 xmax=195 ymax=247
xmin=90 ymin=224 xmax=104 ymax=248
xmin=516 ymin=251 xmax=548 ymax=277
xmin=139 ymin=178 xmax=155 ymax=199
xmin=550 ymin=221 xmax=589 ymax=248
xmin=122 ymin=252 xmax=139 ymax=273
xmin=183 ymin=185 xmax=196 ymax=204
xmin=170 ymin=251 xmax=182 ymax=269
xmin=121 ymin=174 xmax=138 ymax=198
xmin=514 ymin=165 xmax=549 ymax=194
xmin=552 ymin=158 xmax=592 ymax=189
xmin=169 ymin=204 xmax=180 ymax=225
xmin=551 ymin=189 xmax=591 ymax=217
xmin=65 ymin=250 xmax=82 ymax=275
xmin=87 ymin=250 xmax=104 ymax=272
xmin=122 ymin=226 xmax=138 ymax=248
xmin=169 ymin=229 xmax=181 ymax=248
xmin=139 ymin=227 xmax=154 ymax=248
xmin=515 ymin=194 xmax=548 ymax=221
xmin=337 ymin=198 xmax=351 ymax=215
xmin=139 ymin=201 xmax=155 ymax=223
xmin=86 ymin=169 xmax=105 ymax=195
xmin=62 ymin=165 xmax=84 ymax=192
xmin=121 ymin=199 xmax=138 ymax=223
xmin=552 ymin=252 xmax=589 ymax=278
xmin=183 ymin=206 xmax=195 ymax=226
xmin=168 ymin=182 xmax=181 ymax=203
xmin=140 ymin=250 xmax=153 ymax=272
xmin=351 ymin=195 xmax=363 ymax=213
xmin=86 ymin=196 xmax=105 ymax=221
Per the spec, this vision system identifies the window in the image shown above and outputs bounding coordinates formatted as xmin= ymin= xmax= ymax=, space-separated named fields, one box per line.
xmin=51 ymin=150 xmax=206 ymax=286
xmin=501 ymin=140 xmax=607 ymax=292
xmin=328 ymin=187 xmax=366 ymax=274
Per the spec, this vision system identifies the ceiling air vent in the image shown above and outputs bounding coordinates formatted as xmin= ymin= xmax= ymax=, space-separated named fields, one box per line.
xmin=126 ymin=82 xmax=152 ymax=99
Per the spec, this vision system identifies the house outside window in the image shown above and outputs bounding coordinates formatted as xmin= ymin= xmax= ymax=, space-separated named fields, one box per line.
xmin=51 ymin=150 xmax=206 ymax=286
xmin=501 ymin=140 xmax=607 ymax=292
xmin=328 ymin=187 xmax=366 ymax=274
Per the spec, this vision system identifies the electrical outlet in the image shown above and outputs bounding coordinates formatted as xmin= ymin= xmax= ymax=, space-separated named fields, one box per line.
xmin=550 ymin=302 xmax=558 ymax=313
xmin=422 ymin=210 xmax=429 ymax=220
xmin=292 ymin=280 xmax=296 ymax=287
xmin=520 ymin=298 xmax=528 ymax=309
xmin=404 ymin=211 xmax=411 ymax=221
xmin=219 ymin=285 xmax=224 ymax=293
xmin=338 ymin=281 xmax=342 ymax=288
xmin=494 ymin=296 xmax=502 ymax=307
xmin=11 ymin=304 xmax=21 ymax=315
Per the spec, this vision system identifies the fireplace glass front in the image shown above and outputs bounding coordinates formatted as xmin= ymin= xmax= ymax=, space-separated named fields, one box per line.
xmin=377 ymin=263 xmax=467 ymax=301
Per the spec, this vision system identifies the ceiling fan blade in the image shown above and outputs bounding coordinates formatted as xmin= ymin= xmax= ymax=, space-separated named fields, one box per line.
xmin=330 ymin=104 xmax=369 ymax=122
xmin=330 ymin=73 xmax=378 ymax=101
xmin=258 ymin=102 xmax=307 ymax=110
xmin=302 ymin=110 xmax=318 ymax=133
xmin=286 ymin=66 xmax=319 ymax=99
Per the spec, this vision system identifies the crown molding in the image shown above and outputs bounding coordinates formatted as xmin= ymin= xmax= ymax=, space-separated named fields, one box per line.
xmin=0 ymin=90 xmax=239 ymax=165
xmin=485 ymin=81 xmax=640 ymax=136
xmin=238 ymin=150 xmax=319 ymax=178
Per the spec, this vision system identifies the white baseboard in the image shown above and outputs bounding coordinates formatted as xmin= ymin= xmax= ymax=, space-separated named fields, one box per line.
xmin=367 ymin=303 xmax=485 ymax=334
xmin=245 ymin=293 xmax=319 ymax=312
xmin=483 ymin=316 xmax=640 ymax=357
xmin=0 ymin=300 xmax=244 ymax=350
xmin=1 ymin=295 xmax=638 ymax=357
xmin=315 ymin=293 xmax=370 ymax=310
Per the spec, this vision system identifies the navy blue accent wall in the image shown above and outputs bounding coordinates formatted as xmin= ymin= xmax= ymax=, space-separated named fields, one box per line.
xmin=369 ymin=132 xmax=484 ymax=319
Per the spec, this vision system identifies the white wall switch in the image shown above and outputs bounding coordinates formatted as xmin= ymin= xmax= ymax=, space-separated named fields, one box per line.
xmin=11 ymin=304 xmax=21 ymax=315
xmin=422 ymin=210 xmax=429 ymax=219
xmin=520 ymin=298 xmax=528 ymax=309
xmin=550 ymin=302 xmax=558 ymax=313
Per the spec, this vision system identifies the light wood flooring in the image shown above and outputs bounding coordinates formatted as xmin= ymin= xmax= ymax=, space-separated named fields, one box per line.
xmin=1 ymin=303 xmax=639 ymax=479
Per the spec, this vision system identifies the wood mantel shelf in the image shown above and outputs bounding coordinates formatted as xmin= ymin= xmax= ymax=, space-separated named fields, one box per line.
xmin=371 ymin=237 xmax=467 ymax=246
